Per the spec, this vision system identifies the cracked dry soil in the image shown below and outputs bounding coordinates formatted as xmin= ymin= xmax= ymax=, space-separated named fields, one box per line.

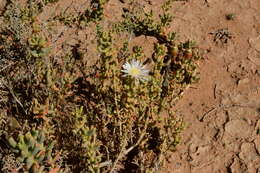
xmin=161 ymin=0 xmax=260 ymax=172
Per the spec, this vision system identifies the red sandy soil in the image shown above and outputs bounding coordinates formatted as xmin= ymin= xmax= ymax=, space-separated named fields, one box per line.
xmin=160 ymin=0 xmax=260 ymax=172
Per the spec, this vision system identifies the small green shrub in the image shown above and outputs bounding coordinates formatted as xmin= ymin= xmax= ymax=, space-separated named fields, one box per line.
xmin=0 ymin=0 xmax=202 ymax=172
xmin=8 ymin=129 xmax=61 ymax=173
xmin=28 ymin=34 xmax=50 ymax=58
xmin=79 ymin=0 xmax=108 ymax=25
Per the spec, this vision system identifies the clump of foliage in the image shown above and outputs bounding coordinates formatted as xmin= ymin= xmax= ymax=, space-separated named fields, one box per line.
xmin=79 ymin=0 xmax=108 ymax=24
xmin=28 ymin=34 xmax=50 ymax=58
xmin=56 ymin=0 xmax=109 ymax=27
xmin=7 ymin=129 xmax=61 ymax=173
xmin=225 ymin=13 xmax=235 ymax=20
xmin=0 ymin=1 xmax=29 ymax=61
xmin=0 ymin=0 xmax=202 ymax=172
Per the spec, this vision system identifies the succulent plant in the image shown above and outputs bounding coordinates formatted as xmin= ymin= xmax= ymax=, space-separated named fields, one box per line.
xmin=79 ymin=0 xmax=108 ymax=26
xmin=8 ymin=129 xmax=58 ymax=173
xmin=28 ymin=34 xmax=50 ymax=58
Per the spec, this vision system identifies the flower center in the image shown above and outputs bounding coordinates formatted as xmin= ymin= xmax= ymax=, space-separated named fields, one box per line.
xmin=129 ymin=67 xmax=141 ymax=77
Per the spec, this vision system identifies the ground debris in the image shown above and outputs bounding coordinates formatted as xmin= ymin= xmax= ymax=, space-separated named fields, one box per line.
xmin=209 ymin=28 xmax=233 ymax=45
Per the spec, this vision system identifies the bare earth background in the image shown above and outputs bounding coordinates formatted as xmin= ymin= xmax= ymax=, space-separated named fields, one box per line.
xmin=161 ymin=0 xmax=260 ymax=172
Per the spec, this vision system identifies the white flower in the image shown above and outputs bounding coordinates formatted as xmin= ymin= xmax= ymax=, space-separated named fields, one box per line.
xmin=121 ymin=59 xmax=149 ymax=81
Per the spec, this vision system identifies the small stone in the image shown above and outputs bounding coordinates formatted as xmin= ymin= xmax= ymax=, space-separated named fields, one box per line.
xmin=215 ymin=111 xmax=228 ymax=127
xmin=224 ymin=119 xmax=252 ymax=138
xmin=247 ymin=48 xmax=260 ymax=66
xmin=231 ymin=94 xmax=248 ymax=104
xmin=222 ymin=135 xmax=240 ymax=152
xmin=230 ymin=158 xmax=242 ymax=173
xmin=190 ymin=145 xmax=212 ymax=166
xmin=189 ymin=143 xmax=198 ymax=153
xmin=227 ymin=62 xmax=237 ymax=73
xmin=237 ymin=78 xmax=250 ymax=86
xmin=249 ymin=36 xmax=260 ymax=52
xmin=239 ymin=142 xmax=260 ymax=164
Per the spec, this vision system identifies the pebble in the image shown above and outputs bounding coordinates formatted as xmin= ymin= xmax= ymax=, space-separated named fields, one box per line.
xmin=230 ymin=158 xmax=243 ymax=173
xmin=249 ymin=36 xmax=260 ymax=52
xmin=237 ymin=78 xmax=250 ymax=86
xmin=239 ymin=142 xmax=259 ymax=164
xmin=224 ymin=119 xmax=252 ymax=138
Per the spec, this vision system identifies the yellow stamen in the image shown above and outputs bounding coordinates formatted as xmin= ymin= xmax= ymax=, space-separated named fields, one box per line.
xmin=129 ymin=67 xmax=141 ymax=76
